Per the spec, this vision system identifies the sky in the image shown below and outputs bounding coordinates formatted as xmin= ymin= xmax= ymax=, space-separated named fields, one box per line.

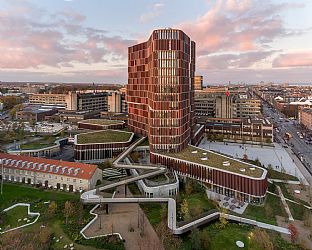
xmin=0 ymin=0 xmax=311 ymax=84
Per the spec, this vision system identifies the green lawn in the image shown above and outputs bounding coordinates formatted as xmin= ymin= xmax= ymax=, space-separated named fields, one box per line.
xmin=243 ymin=193 xmax=286 ymax=225
xmin=267 ymin=169 xmax=299 ymax=181
xmin=278 ymin=183 xmax=310 ymax=206
xmin=0 ymin=183 xmax=78 ymax=210
xmin=141 ymin=203 xmax=166 ymax=227
xmin=20 ymin=136 xmax=57 ymax=149
xmin=77 ymin=130 xmax=132 ymax=144
xmin=80 ymin=119 xmax=122 ymax=126
xmin=179 ymin=222 xmax=301 ymax=250
xmin=0 ymin=183 xmax=124 ymax=250
xmin=0 ymin=205 xmax=36 ymax=231
xmin=287 ymin=201 xmax=310 ymax=221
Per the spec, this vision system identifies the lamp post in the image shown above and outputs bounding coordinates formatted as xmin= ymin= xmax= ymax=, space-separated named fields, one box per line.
xmin=1 ymin=159 xmax=3 ymax=195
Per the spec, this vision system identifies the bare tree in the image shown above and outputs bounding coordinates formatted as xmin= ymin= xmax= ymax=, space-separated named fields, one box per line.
xmin=64 ymin=201 xmax=75 ymax=224
xmin=250 ymin=228 xmax=273 ymax=250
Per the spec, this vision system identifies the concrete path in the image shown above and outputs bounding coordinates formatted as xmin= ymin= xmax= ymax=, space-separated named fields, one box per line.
xmin=276 ymin=185 xmax=294 ymax=221
xmin=83 ymin=186 xmax=164 ymax=250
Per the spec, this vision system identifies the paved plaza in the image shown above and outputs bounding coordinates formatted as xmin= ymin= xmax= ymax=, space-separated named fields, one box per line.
xmin=198 ymin=138 xmax=307 ymax=183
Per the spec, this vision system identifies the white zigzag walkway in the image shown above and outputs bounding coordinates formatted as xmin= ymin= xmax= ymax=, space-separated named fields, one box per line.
xmin=80 ymin=137 xmax=290 ymax=236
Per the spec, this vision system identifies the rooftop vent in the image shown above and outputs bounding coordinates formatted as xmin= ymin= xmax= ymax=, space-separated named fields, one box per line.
xmin=223 ymin=161 xmax=230 ymax=167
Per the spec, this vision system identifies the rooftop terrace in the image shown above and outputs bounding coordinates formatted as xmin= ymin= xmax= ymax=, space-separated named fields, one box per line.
xmin=162 ymin=145 xmax=265 ymax=178
xmin=76 ymin=130 xmax=133 ymax=144
xmin=79 ymin=119 xmax=123 ymax=125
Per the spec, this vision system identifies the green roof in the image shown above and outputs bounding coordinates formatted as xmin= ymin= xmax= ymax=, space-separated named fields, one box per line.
xmin=80 ymin=119 xmax=123 ymax=125
xmin=162 ymin=145 xmax=264 ymax=178
xmin=20 ymin=136 xmax=57 ymax=150
xmin=76 ymin=130 xmax=132 ymax=144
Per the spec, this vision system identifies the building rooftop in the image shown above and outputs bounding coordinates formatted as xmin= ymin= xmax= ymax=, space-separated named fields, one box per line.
xmin=76 ymin=130 xmax=133 ymax=144
xmin=162 ymin=145 xmax=265 ymax=178
xmin=79 ymin=119 xmax=123 ymax=126
xmin=0 ymin=153 xmax=97 ymax=180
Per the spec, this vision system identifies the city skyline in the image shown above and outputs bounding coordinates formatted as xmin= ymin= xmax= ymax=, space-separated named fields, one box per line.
xmin=0 ymin=0 xmax=311 ymax=84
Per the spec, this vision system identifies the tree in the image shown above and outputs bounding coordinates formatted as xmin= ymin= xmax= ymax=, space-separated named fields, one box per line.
xmin=216 ymin=207 xmax=228 ymax=229
xmin=39 ymin=227 xmax=52 ymax=245
xmin=288 ymin=223 xmax=299 ymax=243
xmin=250 ymin=228 xmax=273 ymax=250
xmin=180 ymin=199 xmax=190 ymax=220
xmin=47 ymin=201 xmax=57 ymax=216
xmin=64 ymin=201 xmax=75 ymax=224
xmin=190 ymin=227 xmax=201 ymax=250
xmin=185 ymin=180 xmax=194 ymax=195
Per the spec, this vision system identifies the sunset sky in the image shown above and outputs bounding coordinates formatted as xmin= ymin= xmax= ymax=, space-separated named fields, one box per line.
xmin=0 ymin=0 xmax=311 ymax=84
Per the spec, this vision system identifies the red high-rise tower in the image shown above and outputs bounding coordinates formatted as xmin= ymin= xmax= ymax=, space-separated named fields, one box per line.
xmin=127 ymin=28 xmax=195 ymax=153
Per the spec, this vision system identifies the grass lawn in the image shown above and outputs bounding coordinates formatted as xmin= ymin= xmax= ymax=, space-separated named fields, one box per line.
xmin=80 ymin=119 xmax=122 ymax=126
xmin=141 ymin=203 xmax=166 ymax=227
xmin=179 ymin=222 xmax=302 ymax=250
xmin=243 ymin=193 xmax=286 ymax=225
xmin=287 ymin=201 xmax=310 ymax=221
xmin=147 ymin=174 xmax=167 ymax=183
xmin=50 ymin=221 xmax=99 ymax=250
xmin=278 ymin=183 xmax=310 ymax=206
xmin=0 ymin=183 xmax=79 ymax=210
xmin=267 ymin=168 xmax=299 ymax=181
xmin=77 ymin=130 xmax=132 ymax=144
xmin=20 ymin=136 xmax=57 ymax=150
xmin=0 ymin=205 xmax=36 ymax=231
xmin=0 ymin=183 xmax=124 ymax=250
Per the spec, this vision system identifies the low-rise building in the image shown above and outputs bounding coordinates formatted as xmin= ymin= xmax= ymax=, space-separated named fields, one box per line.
xmin=150 ymin=145 xmax=267 ymax=203
xmin=0 ymin=153 xmax=102 ymax=191
xmin=299 ymin=108 xmax=312 ymax=130
xmin=74 ymin=130 xmax=134 ymax=163
xmin=16 ymin=105 xmax=58 ymax=122
xmin=205 ymin=117 xmax=273 ymax=144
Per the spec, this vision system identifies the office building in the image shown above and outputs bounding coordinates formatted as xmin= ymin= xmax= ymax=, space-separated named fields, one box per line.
xmin=127 ymin=28 xmax=196 ymax=153
xmin=126 ymin=29 xmax=267 ymax=203
xmin=194 ymin=76 xmax=203 ymax=90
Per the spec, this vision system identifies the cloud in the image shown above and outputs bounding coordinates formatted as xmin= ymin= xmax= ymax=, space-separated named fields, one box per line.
xmin=272 ymin=51 xmax=312 ymax=68
xmin=0 ymin=4 xmax=136 ymax=69
xmin=140 ymin=2 xmax=164 ymax=23
xmin=197 ymin=51 xmax=276 ymax=70
xmin=200 ymin=67 xmax=312 ymax=84
xmin=178 ymin=0 xmax=290 ymax=56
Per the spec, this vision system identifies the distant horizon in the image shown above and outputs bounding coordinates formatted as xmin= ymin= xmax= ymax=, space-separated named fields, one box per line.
xmin=0 ymin=80 xmax=311 ymax=87
xmin=0 ymin=0 xmax=311 ymax=83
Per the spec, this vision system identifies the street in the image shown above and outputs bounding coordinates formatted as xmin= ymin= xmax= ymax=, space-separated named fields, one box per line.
xmin=263 ymin=102 xmax=312 ymax=184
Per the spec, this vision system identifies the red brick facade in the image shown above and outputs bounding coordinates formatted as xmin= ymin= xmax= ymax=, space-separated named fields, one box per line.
xmin=127 ymin=29 xmax=195 ymax=153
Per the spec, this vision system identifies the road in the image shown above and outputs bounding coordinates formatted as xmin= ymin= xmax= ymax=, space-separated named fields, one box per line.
xmin=262 ymin=102 xmax=312 ymax=184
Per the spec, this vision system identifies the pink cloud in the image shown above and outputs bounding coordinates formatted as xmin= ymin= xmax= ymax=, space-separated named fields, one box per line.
xmin=0 ymin=6 xmax=136 ymax=69
xmin=178 ymin=1 xmax=288 ymax=55
xmin=273 ymin=51 xmax=312 ymax=68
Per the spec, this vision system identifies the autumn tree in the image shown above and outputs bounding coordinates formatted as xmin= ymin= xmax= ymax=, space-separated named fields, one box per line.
xmin=47 ymin=201 xmax=57 ymax=217
xmin=250 ymin=228 xmax=273 ymax=250
xmin=64 ymin=201 xmax=75 ymax=224
xmin=185 ymin=179 xmax=194 ymax=195
xmin=288 ymin=223 xmax=299 ymax=243
xmin=216 ymin=207 xmax=229 ymax=229
xmin=180 ymin=199 xmax=190 ymax=220
xmin=39 ymin=227 xmax=52 ymax=246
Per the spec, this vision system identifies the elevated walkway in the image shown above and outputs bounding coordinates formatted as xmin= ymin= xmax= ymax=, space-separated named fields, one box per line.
xmin=81 ymin=137 xmax=290 ymax=235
